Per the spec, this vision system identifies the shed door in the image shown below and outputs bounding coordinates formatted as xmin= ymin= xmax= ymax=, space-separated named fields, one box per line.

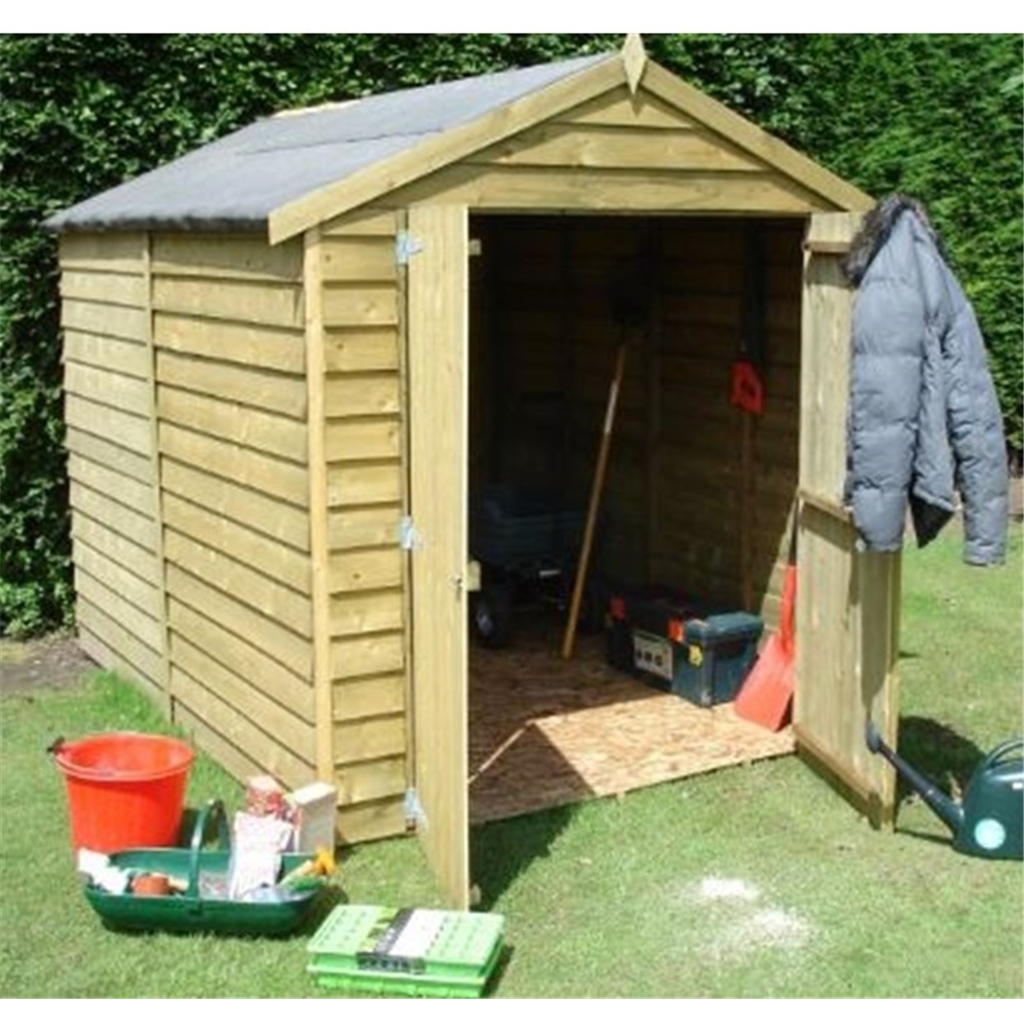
xmin=796 ymin=212 xmax=900 ymax=825
xmin=406 ymin=205 xmax=471 ymax=908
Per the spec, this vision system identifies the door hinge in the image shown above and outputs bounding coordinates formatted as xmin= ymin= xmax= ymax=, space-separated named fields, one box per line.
xmin=395 ymin=230 xmax=423 ymax=265
xmin=404 ymin=788 xmax=427 ymax=832
xmin=399 ymin=515 xmax=421 ymax=551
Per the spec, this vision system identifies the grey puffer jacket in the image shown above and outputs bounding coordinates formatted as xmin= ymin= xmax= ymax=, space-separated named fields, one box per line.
xmin=842 ymin=194 xmax=1008 ymax=565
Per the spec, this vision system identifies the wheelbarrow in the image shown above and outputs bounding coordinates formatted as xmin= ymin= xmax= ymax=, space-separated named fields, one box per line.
xmin=80 ymin=798 xmax=333 ymax=935
xmin=468 ymin=484 xmax=604 ymax=647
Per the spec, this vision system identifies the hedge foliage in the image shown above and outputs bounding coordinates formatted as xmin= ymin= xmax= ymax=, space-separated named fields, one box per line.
xmin=1 ymin=33 xmax=1021 ymax=635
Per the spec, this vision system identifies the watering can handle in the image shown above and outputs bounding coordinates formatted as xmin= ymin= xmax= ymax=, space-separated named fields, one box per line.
xmin=979 ymin=738 xmax=1024 ymax=770
xmin=186 ymin=798 xmax=230 ymax=899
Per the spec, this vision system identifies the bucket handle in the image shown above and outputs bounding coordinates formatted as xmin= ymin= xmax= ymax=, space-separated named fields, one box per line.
xmin=46 ymin=736 xmax=66 ymax=759
xmin=186 ymin=798 xmax=230 ymax=900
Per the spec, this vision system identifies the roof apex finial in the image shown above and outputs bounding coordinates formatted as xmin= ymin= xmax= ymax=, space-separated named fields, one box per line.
xmin=621 ymin=34 xmax=647 ymax=94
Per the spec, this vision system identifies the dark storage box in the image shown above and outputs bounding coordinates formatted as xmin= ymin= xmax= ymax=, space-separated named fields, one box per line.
xmin=606 ymin=588 xmax=763 ymax=708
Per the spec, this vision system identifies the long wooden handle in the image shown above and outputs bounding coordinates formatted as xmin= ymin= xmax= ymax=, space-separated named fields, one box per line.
xmin=562 ymin=344 xmax=627 ymax=659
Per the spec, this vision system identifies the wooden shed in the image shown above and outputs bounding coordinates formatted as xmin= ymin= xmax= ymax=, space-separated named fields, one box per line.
xmin=45 ymin=37 xmax=901 ymax=909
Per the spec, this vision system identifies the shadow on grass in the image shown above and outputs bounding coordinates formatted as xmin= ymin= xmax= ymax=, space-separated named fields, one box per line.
xmin=895 ymin=715 xmax=987 ymax=800
xmin=469 ymin=803 xmax=576 ymax=910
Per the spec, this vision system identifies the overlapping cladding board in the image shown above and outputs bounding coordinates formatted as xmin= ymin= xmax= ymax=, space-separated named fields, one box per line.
xmin=60 ymin=233 xmax=164 ymax=699
xmin=319 ymin=209 xmax=409 ymax=843
xmin=150 ymin=233 xmax=318 ymax=789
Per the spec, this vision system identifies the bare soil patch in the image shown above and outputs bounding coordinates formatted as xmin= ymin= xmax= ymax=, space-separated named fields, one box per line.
xmin=0 ymin=631 xmax=99 ymax=697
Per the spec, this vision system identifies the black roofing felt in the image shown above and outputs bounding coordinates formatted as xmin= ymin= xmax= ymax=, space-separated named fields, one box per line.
xmin=44 ymin=52 xmax=611 ymax=233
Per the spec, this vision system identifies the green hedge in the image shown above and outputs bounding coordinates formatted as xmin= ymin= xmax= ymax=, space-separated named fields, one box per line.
xmin=2 ymin=33 xmax=1020 ymax=635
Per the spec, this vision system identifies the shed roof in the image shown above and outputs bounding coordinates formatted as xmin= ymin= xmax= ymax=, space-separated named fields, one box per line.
xmin=44 ymin=52 xmax=610 ymax=235
xmin=45 ymin=39 xmax=872 ymax=242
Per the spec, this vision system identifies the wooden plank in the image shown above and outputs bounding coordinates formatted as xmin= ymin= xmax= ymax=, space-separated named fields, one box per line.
xmin=328 ymin=506 xmax=402 ymax=550
xmin=155 ymin=350 xmax=308 ymax=420
xmin=333 ymin=673 xmax=406 ymax=719
xmin=160 ymin=458 xmax=310 ymax=552
xmin=407 ymin=204 xmax=470 ymax=909
xmin=60 ymin=232 xmax=146 ymax=271
xmin=330 ymin=590 xmax=404 ymax=637
xmin=560 ymin=84 xmax=698 ymax=129
xmin=327 ymin=462 xmax=402 ymax=506
xmin=172 ymin=634 xmax=315 ymax=746
xmin=321 ymin=283 xmax=399 ymax=327
xmin=59 ymin=269 xmax=147 ymax=307
xmin=161 ymin=491 xmax=310 ymax=593
xmin=71 ymin=510 xmax=158 ymax=581
xmin=63 ymin=330 xmax=150 ymax=379
xmin=305 ymin=225 xmax=336 ymax=781
xmin=335 ymin=797 xmax=407 ymax=846
xmin=336 ymin=757 xmax=407 ymax=805
xmin=69 ymin=479 xmax=156 ymax=553
xmin=76 ymin=622 xmax=159 ymax=705
xmin=321 ymin=237 xmax=398 ymax=283
xmin=151 ymin=276 xmax=304 ymax=329
xmin=159 ymin=423 xmax=309 ymax=507
xmin=167 ymin=597 xmax=315 ymax=719
xmin=151 ymin=233 xmax=303 ymax=282
xmin=477 ymin=123 xmax=764 ymax=172
xmin=325 ymin=418 xmax=401 ymax=462
xmin=72 ymin=537 xmax=161 ymax=620
xmin=323 ymin=328 xmax=400 ymax=373
xmin=63 ymin=361 xmax=151 ymax=418
xmin=173 ymin=701 xmax=314 ymax=792
xmin=165 ymin=563 xmax=312 ymax=679
xmin=268 ymin=54 xmax=624 ymax=242
xmin=331 ymin=633 xmax=405 ymax=680
xmin=641 ymin=62 xmax=874 ymax=212
xmin=163 ymin=528 xmax=312 ymax=636
xmin=65 ymin=393 xmax=152 ymax=457
xmin=324 ymin=374 xmax=400 ymax=417
xmin=153 ymin=312 xmax=306 ymax=374
xmin=321 ymin=208 xmax=399 ymax=238
xmin=157 ymin=385 xmax=308 ymax=463
xmin=379 ymin=165 xmax=833 ymax=215
xmin=61 ymin=298 xmax=148 ymax=342
xmin=67 ymin=453 xmax=155 ymax=518
xmin=328 ymin=548 xmax=402 ymax=593
xmin=332 ymin=714 xmax=406 ymax=761
xmin=75 ymin=566 xmax=163 ymax=652
xmin=65 ymin=427 xmax=153 ymax=485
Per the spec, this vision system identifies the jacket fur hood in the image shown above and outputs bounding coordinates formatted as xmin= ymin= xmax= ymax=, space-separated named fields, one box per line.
xmin=842 ymin=193 xmax=949 ymax=286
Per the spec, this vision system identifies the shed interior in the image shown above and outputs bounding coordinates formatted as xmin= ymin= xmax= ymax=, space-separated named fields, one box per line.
xmin=463 ymin=212 xmax=804 ymax=821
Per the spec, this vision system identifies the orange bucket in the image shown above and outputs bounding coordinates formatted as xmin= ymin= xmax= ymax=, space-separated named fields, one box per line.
xmin=50 ymin=732 xmax=194 ymax=854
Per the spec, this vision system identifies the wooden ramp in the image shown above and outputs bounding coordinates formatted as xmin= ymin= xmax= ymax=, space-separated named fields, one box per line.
xmin=469 ymin=616 xmax=795 ymax=824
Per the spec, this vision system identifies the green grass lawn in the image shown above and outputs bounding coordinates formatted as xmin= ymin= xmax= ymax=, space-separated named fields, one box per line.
xmin=1 ymin=522 xmax=1021 ymax=999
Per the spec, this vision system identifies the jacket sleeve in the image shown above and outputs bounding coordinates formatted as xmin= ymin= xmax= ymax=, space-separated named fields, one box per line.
xmin=938 ymin=268 xmax=1009 ymax=565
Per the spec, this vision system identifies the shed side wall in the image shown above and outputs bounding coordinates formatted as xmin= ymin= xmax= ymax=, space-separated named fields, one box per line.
xmin=316 ymin=209 xmax=409 ymax=844
xmin=150 ymin=233 xmax=318 ymax=788
xmin=60 ymin=233 xmax=165 ymax=699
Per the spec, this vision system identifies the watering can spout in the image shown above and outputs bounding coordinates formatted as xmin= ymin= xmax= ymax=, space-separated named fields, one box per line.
xmin=865 ymin=721 xmax=965 ymax=834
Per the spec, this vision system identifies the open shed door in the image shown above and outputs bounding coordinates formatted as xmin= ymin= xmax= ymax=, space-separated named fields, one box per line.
xmin=796 ymin=212 xmax=900 ymax=825
xmin=406 ymin=204 xmax=471 ymax=908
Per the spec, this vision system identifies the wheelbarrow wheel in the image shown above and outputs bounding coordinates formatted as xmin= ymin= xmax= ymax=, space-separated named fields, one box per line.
xmin=472 ymin=582 xmax=513 ymax=648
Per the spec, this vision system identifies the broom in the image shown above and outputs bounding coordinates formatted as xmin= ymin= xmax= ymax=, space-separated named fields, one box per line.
xmin=734 ymin=515 xmax=797 ymax=731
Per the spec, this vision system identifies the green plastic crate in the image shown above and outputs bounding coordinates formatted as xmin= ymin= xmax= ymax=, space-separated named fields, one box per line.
xmin=306 ymin=904 xmax=505 ymax=998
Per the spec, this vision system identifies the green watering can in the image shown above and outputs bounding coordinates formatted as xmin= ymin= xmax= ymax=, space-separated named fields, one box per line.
xmin=866 ymin=721 xmax=1023 ymax=861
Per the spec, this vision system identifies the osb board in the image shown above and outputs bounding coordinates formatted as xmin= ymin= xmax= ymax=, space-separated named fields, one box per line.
xmin=468 ymin=612 xmax=794 ymax=824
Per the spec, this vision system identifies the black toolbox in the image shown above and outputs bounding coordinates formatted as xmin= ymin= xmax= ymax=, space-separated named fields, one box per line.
xmin=606 ymin=587 xmax=763 ymax=708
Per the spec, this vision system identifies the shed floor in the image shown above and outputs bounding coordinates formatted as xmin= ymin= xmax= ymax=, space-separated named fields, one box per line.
xmin=468 ymin=610 xmax=795 ymax=824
